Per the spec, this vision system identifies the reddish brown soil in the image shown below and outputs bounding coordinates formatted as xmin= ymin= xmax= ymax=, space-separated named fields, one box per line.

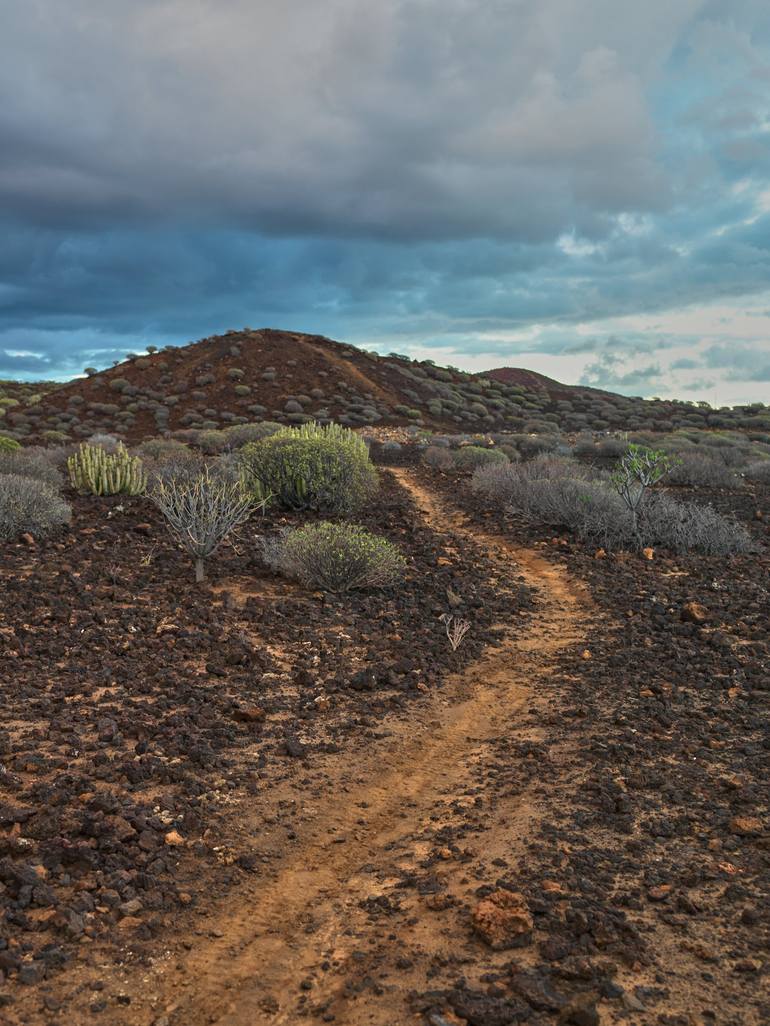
xmin=1 ymin=461 xmax=768 ymax=1026
xmin=482 ymin=367 xmax=584 ymax=398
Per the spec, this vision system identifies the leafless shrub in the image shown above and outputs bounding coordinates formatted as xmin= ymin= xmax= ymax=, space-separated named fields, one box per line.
xmin=473 ymin=456 xmax=750 ymax=556
xmin=642 ymin=493 xmax=755 ymax=556
xmin=152 ymin=469 xmax=263 ymax=582
xmin=471 ymin=456 xmax=594 ymax=506
xmin=440 ymin=613 xmax=471 ymax=651
xmin=423 ymin=445 xmax=454 ymax=470
xmin=667 ymin=451 xmax=738 ymax=489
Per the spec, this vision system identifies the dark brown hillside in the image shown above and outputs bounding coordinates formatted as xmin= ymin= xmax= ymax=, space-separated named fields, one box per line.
xmin=483 ymin=365 xmax=616 ymax=400
xmin=5 ymin=327 xmax=769 ymax=443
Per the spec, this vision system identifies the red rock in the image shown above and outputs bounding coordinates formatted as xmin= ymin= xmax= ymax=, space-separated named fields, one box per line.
xmin=471 ymin=890 xmax=533 ymax=949
xmin=647 ymin=884 xmax=672 ymax=901
xmin=232 ymin=705 xmax=266 ymax=723
xmin=681 ymin=602 xmax=708 ymax=623
xmin=730 ymin=816 xmax=763 ymax=836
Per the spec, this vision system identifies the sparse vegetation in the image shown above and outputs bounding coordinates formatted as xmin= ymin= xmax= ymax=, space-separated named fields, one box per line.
xmin=472 ymin=452 xmax=751 ymax=555
xmin=0 ymin=474 xmax=71 ymax=540
xmin=0 ymin=330 xmax=766 ymax=1024
xmin=263 ymin=521 xmax=405 ymax=592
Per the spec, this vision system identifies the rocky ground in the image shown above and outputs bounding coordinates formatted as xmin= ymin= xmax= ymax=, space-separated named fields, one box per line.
xmin=0 ymin=458 xmax=767 ymax=1025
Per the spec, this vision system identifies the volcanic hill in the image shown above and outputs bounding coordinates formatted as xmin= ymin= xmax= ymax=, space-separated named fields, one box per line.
xmin=4 ymin=327 xmax=761 ymax=443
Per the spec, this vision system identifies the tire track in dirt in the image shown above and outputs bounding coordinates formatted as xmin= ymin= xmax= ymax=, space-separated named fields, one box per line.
xmin=115 ymin=469 xmax=593 ymax=1026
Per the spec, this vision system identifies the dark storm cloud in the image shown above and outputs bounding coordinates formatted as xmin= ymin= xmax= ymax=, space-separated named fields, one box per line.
xmin=0 ymin=0 xmax=769 ymax=400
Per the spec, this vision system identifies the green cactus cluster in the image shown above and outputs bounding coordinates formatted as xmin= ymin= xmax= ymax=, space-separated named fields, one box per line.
xmin=68 ymin=442 xmax=147 ymax=496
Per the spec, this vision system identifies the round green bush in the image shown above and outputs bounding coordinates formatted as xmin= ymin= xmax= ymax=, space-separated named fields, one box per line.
xmin=239 ymin=422 xmax=377 ymax=513
xmin=453 ymin=446 xmax=509 ymax=471
xmin=263 ymin=522 xmax=405 ymax=592
xmin=0 ymin=435 xmax=21 ymax=452
xmin=0 ymin=474 xmax=71 ymax=541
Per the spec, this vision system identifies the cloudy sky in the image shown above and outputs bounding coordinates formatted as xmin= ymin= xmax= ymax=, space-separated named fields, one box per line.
xmin=1 ymin=1 xmax=769 ymax=403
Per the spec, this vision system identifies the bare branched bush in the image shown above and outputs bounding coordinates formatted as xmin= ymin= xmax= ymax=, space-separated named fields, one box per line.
xmin=440 ymin=613 xmax=471 ymax=651
xmin=86 ymin=433 xmax=123 ymax=453
xmin=667 ymin=451 xmax=738 ymax=489
xmin=0 ymin=474 xmax=71 ymax=541
xmin=141 ymin=442 xmax=206 ymax=486
xmin=423 ymin=445 xmax=454 ymax=470
xmin=471 ymin=456 xmax=595 ymax=506
xmin=642 ymin=493 xmax=754 ymax=556
xmin=152 ymin=470 xmax=263 ymax=582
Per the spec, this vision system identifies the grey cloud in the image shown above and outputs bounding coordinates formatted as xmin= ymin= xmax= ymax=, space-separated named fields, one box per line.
xmin=0 ymin=0 xmax=703 ymax=241
xmin=580 ymin=353 xmax=664 ymax=390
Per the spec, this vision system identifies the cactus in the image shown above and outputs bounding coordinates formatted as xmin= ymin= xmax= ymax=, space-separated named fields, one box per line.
xmin=68 ymin=443 xmax=147 ymax=496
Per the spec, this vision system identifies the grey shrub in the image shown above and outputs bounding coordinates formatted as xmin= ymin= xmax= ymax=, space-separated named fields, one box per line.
xmin=0 ymin=474 xmax=72 ymax=541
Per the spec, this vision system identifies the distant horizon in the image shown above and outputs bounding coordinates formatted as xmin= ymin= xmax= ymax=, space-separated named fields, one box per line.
xmin=2 ymin=3 xmax=769 ymax=407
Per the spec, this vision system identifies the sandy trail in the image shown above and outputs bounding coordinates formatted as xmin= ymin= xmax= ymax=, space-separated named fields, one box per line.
xmin=102 ymin=469 xmax=592 ymax=1026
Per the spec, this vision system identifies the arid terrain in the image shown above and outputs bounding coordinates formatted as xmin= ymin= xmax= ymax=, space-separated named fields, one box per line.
xmin=0 ymin=333 xmax=768 ymax=1026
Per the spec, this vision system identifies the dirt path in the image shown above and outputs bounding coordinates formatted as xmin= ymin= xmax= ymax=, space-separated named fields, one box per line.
xmin=27 ymin=470 xmax=592 ymax=1026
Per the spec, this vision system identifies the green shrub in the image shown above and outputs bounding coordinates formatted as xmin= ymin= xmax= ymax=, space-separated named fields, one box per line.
xmin=263 ymin=522 xmax=405 ymax=592
xmin=239 ymin=422 xmax=377 ymax=513
xmin=453 ymin=446 xmax=508 ymax=471
xmin=0 ymin=474 xmax=71 ymax=541
xmin=135 ymin=437 xmax=191 ymax=461
xmin=0 ymin=435 xmax=21 ymax=452
xmin=195 ymin=429 xmax=229 ymax=454
xmin=68 ymin=443 xmax=147 ymax=496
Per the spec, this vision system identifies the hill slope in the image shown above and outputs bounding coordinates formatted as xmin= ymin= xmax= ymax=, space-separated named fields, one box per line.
xmin=4 ymin=328 xmax=767 ymax=443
